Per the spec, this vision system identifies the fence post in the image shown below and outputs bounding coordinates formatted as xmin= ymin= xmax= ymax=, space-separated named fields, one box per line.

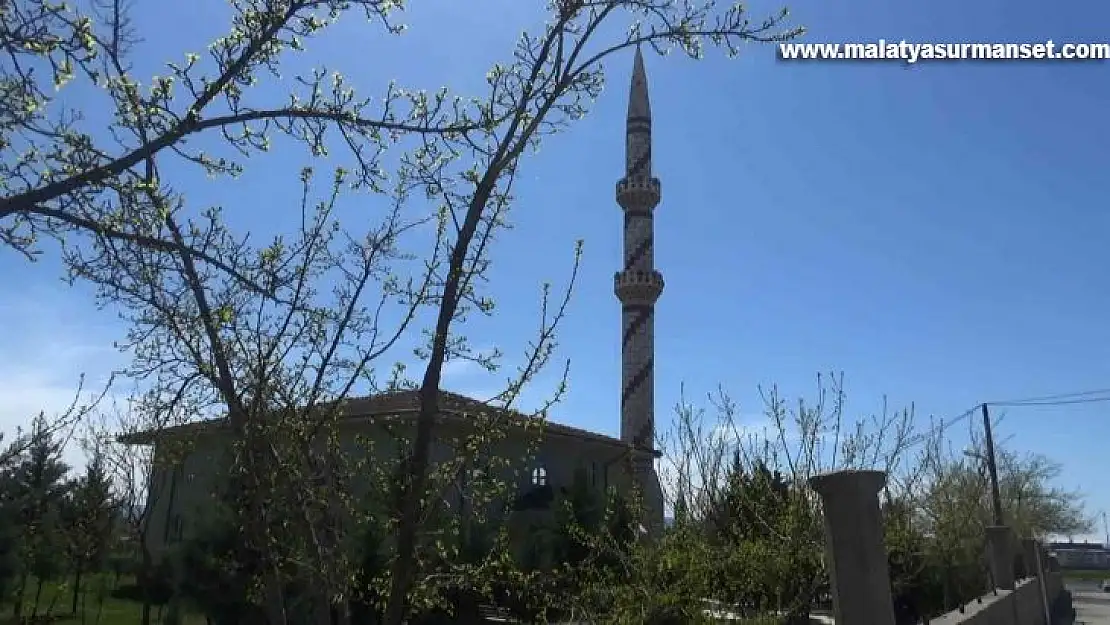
xmin=986 ymin=526 xmax=1016 ymax=590
xmin=809 ymin=469 xmax=896 ymax=625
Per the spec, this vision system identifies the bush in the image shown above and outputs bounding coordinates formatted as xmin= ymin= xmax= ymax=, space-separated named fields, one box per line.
xmin=493 ymin=570 xmax=566 ymax=623
xmin=109 ymin=559 xmax=174 ymax=605
xmin=106 ymin=552 xmax=141 ymax=581
xmin=170 ymin=514 xmax=265 ymax=625
xmin=599 ymin=585 xmax=716 ymax=625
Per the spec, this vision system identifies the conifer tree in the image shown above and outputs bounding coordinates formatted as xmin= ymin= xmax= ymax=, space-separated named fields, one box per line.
xmin=10 ymin=414 xmax=71 ymax=619
xmin=64 ymin=445 xmax=116 ymax=615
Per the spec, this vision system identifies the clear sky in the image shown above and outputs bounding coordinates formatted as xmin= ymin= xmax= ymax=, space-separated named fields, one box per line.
xmin=2 ymin=0 xmax=1108 ymax=541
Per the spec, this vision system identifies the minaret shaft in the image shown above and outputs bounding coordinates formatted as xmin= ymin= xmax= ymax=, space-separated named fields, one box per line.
xmin=614 ymin=47 xmax=664 ymax=531
xmin=623 ymin=212 xmax=655 ymax=272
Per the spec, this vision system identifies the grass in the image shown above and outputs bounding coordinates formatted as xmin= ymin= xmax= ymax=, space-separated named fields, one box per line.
xmin=1061 ymin=569 xmax=1110 ymax=581
xmin=1 ymin=574 xmax=206 ymax=625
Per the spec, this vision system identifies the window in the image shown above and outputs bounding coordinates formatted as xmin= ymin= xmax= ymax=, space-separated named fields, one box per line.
xmin=531 ymin=466 xmax=548 ymax=487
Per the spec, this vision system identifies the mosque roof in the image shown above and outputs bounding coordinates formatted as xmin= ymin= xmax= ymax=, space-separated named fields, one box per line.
xmin=117 ymin=389 xmax=658 ymax=456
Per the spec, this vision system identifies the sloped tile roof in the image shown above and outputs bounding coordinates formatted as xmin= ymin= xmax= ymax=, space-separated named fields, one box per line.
xmin=116 ymin=389 xmax=651 ymax=454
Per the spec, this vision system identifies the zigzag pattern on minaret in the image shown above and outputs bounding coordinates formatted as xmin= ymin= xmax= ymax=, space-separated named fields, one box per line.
xmin=620 ymin=356 xmax=653 ymax=409
xmin=624 ymin=238 xmax=653 ymax=272
xmin=613 ymin=45 xmax=666 ymax=534
xmin=621 ymin=305 xmax=652 ymax=347
xmin=615 ymin=45 xmax=663 ymax=467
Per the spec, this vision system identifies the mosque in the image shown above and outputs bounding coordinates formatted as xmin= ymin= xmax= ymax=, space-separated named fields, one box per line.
xmin=125 ymin=48 xmax=668 ymax=558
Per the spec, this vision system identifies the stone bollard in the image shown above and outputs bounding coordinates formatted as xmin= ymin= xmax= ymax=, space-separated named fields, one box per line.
xmin=986 ymin=526 xmax=1015 ymax=590
xmin=809 ymin=469 xmax=896 ymax=625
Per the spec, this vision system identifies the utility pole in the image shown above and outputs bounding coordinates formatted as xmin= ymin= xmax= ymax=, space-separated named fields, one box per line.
xmin=982 ymin=403 xmax=1005 ymax=526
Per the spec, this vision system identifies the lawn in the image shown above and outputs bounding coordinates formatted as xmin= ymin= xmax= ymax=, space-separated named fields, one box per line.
xmin=1 ymin=575 xmax=206 ymax=625
xmin=1061 ymin=569 xmax=1110 ymax=581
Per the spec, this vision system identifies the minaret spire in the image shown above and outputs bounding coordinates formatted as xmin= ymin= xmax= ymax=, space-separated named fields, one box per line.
xmin=627 ymin=45 xmax=652 ymax=133
xmin=614 ymin=47 xmax=664 ymax=533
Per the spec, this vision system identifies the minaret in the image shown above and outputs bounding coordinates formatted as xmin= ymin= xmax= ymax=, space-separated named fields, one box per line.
xmin=614 ymin=46 xmax=664 ymax=531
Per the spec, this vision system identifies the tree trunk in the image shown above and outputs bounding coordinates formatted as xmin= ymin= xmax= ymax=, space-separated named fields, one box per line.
xmin=31 ymin=578 xmax=45 ymax=619
xmin=13 ymin=571 xmax=28 ymax=618
xmin=140 ymin=547 xmax=154 ymax=625
xmin=263 ymin=569 xmax=288 ymax=625
xmin=44 ymin=581 xmax=62 ymax=618
xmin=81 ymin=578 xmax=92 ymax=625
xmin=333 ymin=601 xmax=351 ymax=625
xmin=382 ymin=393 xmax=438 ymax=625
xmin=942 ymin=563 xmax=952 ymax=612
xmin=383 ymin=174 xmax=501 ymax=625
xmin=225 ymin=415 xmax=287 ymax=625
xmin=163 ymin=598 xmax=183 ymax=625
xmin=72 ymin=566 xmax=83 ymax=615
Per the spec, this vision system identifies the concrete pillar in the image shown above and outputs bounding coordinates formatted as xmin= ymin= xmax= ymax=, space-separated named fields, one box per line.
xmin=809 ymin=469 xmax=896 ymax=625
xmin=986 ymin=526 xmax=1015 ymax=590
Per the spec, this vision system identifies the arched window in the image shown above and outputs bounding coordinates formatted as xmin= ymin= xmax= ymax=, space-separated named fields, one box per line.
xmin=531 ymin=465 xmax=548 ymax=487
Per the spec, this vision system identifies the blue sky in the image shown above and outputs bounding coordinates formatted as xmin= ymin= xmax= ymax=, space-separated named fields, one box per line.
xmin=2 ymin=0 xmax=1109 ymax=540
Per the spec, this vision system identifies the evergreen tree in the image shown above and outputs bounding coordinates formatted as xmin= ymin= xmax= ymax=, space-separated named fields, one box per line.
xmin=0 ymin=468 xmax=23 ymax=612
xmin=9 ymin=414 xmax=71 ymax=619
xmin=706 ymin=455 xmax=791 ymax=545
xmin=64 ymin=446 xmax=116 ymax=614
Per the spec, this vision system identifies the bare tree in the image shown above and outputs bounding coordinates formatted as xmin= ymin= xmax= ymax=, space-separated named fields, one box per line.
xmin=1 ymin=0 xmax=489 ymax=288
xmin=661 ymin=374 xmax=919 ymax=525
xmin=0 ymin=375 xmax=111 ymax=469
xmin=89 ymin=390 xmax=204 ymax=625
xmin=657 ymin=373 xmax=920 ymax=621
xmin=67 ymin=158 xmax=438 ymax=624
xmin=10 ymin=1 xmax=804 ymax=622
xmin=381 ymin=1 xmax=802 ymax=621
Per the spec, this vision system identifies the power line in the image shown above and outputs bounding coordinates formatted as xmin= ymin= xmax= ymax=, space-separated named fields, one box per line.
xmin=886 ymin=387 xmax=1108 ymax=528
xmin=989 ymin=395 xmax=1110 ymax=407
xmin=901 ymin=386 xmax=1110 ymax=452
xmin=986 ymin=387 xmax=1110 ymax=406
xmin=902 ymin=404 xmax=979 ymax=450
xmin=937 ymin=405 xmax=979 ymax=434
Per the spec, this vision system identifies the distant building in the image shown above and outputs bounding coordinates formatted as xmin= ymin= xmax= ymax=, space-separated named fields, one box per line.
xmin=1047 ymin=541 xmax=1110 ymax=569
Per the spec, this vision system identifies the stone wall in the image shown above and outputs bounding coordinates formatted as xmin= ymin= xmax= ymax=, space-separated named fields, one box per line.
xmin=926 ymin=573 xmax=1063 ymax=625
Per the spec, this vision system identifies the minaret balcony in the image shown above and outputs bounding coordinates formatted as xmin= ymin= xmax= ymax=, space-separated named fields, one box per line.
xmin=616 ymin=176 xmax=661 ymax=210
xmin=614 ymin=269 xmax=664 ymax=305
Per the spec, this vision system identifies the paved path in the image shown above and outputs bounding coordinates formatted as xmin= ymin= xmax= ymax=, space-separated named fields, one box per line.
xmin=1066 ymin=579 xmax=1110 ymax=625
